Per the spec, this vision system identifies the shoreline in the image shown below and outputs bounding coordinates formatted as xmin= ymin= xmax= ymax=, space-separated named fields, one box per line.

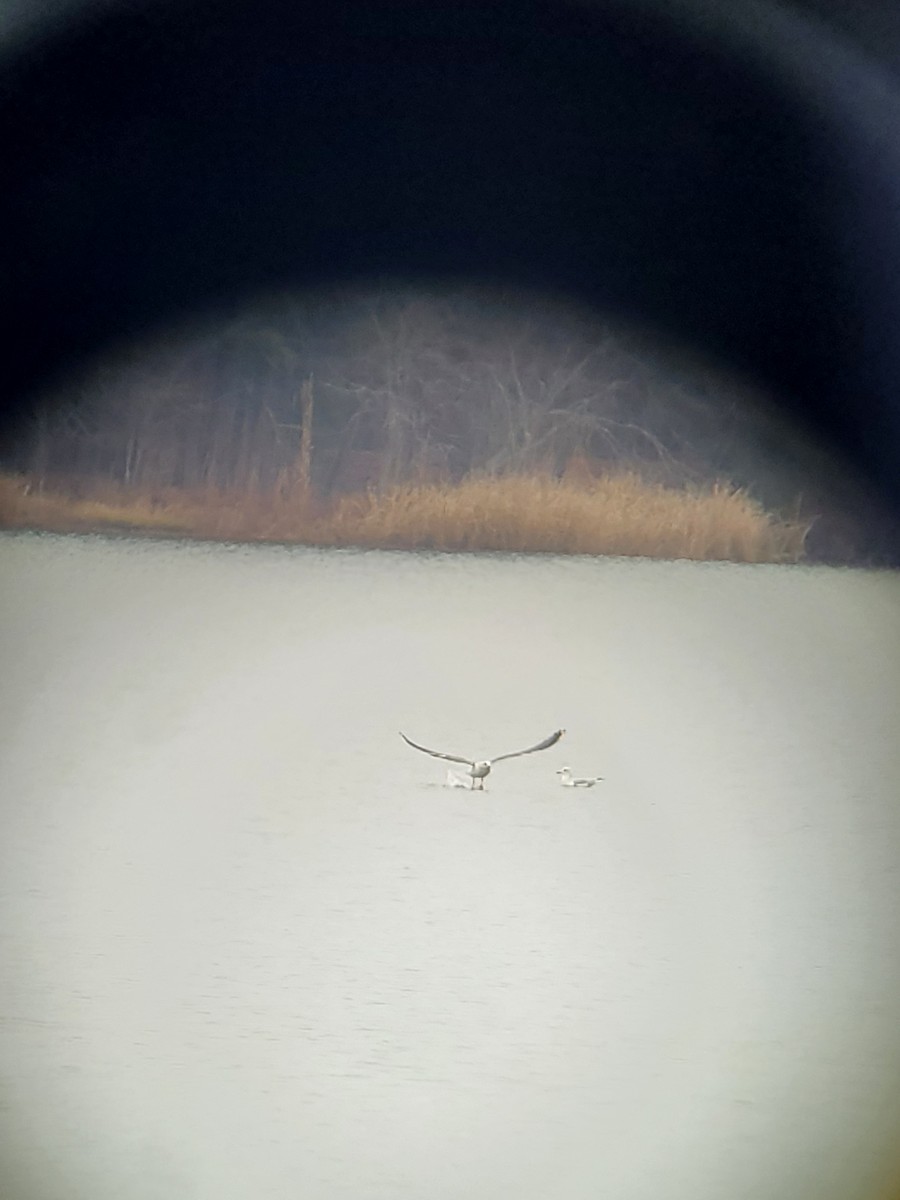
xmin=0 ymin=470 xmax=808 ymax=564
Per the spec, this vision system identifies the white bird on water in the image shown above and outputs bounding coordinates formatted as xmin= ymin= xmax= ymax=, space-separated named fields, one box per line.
xmin=400 ymin=729 xmax=565 ymax=790
xmin=556 ymin=766 xmax=603 ymax=788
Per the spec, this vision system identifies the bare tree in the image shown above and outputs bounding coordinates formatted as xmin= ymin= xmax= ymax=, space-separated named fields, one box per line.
xmin=7 ymin=284 xmax=815 ymax=513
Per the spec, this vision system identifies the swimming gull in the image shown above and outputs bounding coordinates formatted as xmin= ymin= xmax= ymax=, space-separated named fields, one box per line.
xmin=400 ymin=729 xmax=565 ymax=790
xmin=556 ymin=766 xmax=603 ymax=788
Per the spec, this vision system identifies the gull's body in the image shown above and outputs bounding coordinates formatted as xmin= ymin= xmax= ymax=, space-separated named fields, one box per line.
xmin=557 ymin=766 xmax=603 ymax=788
xmin=401 ymin=729 xmax=564 ymax=790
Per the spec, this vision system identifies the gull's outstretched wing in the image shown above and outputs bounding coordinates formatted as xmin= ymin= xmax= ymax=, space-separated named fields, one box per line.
xmin=491 ymin=728 xmax=565 ymax=764
xmin=400 ymin=732 xmax=473 ymax=766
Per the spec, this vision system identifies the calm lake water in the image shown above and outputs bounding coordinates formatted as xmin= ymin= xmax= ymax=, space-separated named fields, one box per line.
xmin=1 ymin=533 xmax=900 ymax=1200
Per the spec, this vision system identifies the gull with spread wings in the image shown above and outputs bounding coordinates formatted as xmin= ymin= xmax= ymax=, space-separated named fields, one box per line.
xmin=400 ymin=728 xmax=565 ymax=790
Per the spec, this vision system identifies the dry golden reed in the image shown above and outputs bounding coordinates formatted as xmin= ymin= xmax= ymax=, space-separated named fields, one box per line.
xmin=0 ymin=470 xmax=806 ymax=563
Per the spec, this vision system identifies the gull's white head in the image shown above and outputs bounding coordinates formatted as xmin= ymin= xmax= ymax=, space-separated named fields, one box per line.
xmin=556 ymin=766 xmax=571 ymax=775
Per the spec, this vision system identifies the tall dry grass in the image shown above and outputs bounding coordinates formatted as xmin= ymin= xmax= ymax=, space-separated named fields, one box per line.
xmin=0 ymin=470 xmax=807 ymax=563
xmin=325 ymin=473 xmax=805 ymax=561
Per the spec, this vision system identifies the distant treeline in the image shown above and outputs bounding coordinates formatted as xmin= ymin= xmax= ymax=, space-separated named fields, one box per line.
xmin=3 ymin=286 xmax=896 ymax=562
xmin=6 ymin=287 xmax=805 ymax=494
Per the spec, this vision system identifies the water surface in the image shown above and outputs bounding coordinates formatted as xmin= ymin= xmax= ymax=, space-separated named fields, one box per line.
xmin=1 ymin=534 xmax=899 ymax=1199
